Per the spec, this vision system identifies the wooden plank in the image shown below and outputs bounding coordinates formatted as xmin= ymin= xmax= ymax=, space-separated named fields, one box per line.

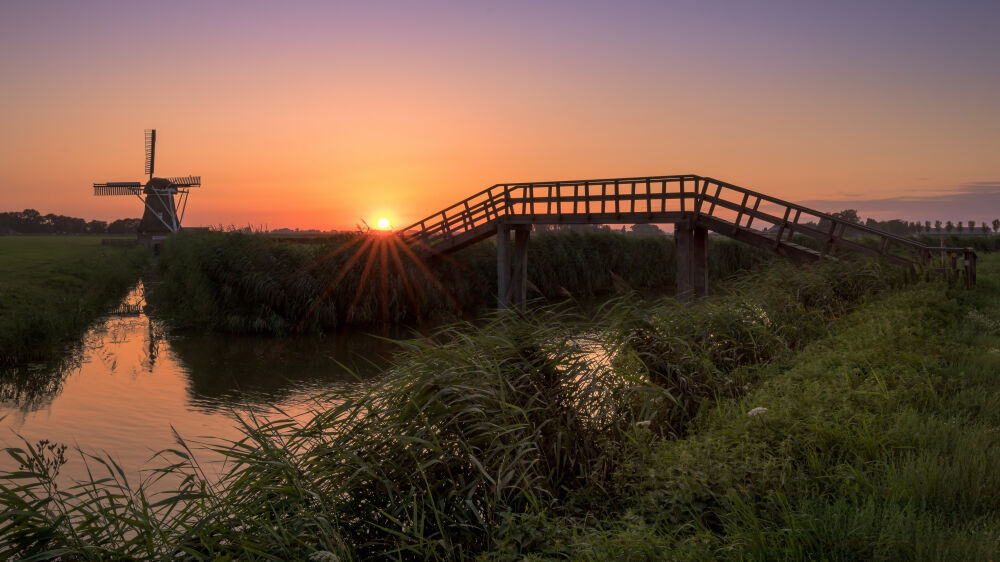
xmin=706 ymin=183 xmax=723 ymax=216
xmin=745 ymin=197 xmax=761 ymax=230
xmin=788 ymin=209 xmax=801 ymax=241
xmin=774 ymin=207 xmax=791 ymax=247
xmin=646 ymin=179 xmax=653 ymax=218
xmin=821 ymin=221 xmax=837 ymax=257
xmin=503 ymin=211 xmax=688 ymax=225
xmin=732 ymin=192 xmax=750 ymax=233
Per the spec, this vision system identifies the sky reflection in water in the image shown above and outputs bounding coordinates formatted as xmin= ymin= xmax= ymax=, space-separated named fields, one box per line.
xmin=0 ymin=284 xmax=392 ymax=484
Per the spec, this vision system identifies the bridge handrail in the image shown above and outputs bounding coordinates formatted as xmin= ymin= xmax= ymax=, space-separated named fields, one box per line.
xmin=697 ymin=177 xmax=969 ymax=254
xmin=399 ymin=174 xmax=975 ymax=262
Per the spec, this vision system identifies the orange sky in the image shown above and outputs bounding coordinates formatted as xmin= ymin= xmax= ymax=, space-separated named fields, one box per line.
xmin=1 ymin=1 xmax=998 ymax=229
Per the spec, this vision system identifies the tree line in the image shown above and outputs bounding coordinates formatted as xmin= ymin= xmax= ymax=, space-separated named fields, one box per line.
xmin=824 ymin=210 xmax=1000 ymax=236
xmin=0 ymin=209 xmax=139 ymax=235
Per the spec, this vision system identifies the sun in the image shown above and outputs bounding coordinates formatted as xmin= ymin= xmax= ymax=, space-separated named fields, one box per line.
xmin=375 ymin=217 xmax=391 ymax=230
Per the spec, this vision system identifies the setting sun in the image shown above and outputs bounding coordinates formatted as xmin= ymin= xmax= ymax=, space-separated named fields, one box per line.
xmin=375 ymin=217 xmax=391 ymax=230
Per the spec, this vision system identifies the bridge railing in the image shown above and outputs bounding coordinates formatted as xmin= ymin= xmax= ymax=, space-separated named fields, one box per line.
xmin=400 ymin=183 xmax=511 ymax=248
xmin=503 ymin=174 xmax=699 ymax=218
xmin=399 ymin=174 xmax=976 ymax=283
xmin=693 ymin=177 xmax=973 ymax=269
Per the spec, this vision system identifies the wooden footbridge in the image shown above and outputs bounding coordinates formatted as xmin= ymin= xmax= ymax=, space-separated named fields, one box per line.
xmin=399 ymin=174 xmax=977 ymax=308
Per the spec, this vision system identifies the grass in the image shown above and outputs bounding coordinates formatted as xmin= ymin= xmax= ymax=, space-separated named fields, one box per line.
xmin=493 ymin=254 xmax=1000 ymax=560
xmin=0 ymin=251 xmax=948 ymax=560
xmin=0 ymin=236 xmax=148 ymax=365
xmin=151 ymin=230 xmax=773 ymax=335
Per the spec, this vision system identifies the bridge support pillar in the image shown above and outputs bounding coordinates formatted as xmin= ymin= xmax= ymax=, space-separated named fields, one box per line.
xmin=675 ymin=223 xmax=708 ymax=302
xmin=497 ymin=223 xmax=530 ymax=310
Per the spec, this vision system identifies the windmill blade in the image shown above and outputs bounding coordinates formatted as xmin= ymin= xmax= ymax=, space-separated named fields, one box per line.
xmin=167 ymin=175 xmax=201 ymax=187
xmin=94 ymin=182 xmax=142 ymax=196
xmin=144 ymin=129 xmax=156 ymax=178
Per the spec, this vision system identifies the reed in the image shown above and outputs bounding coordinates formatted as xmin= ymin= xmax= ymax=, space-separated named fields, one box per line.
xmin=151 ymin=230 xmax=773 ymax=335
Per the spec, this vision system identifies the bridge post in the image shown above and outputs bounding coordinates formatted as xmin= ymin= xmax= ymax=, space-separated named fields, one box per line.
xmin=497 ymin=222 xmax=530 ymax=310
xmin=511 ymin=225 xmax=530 ymax=310
xmin=497 ymin=223 xmax=511 ymax=308
xmin=675 ymin=222 xmax=708 ymax=302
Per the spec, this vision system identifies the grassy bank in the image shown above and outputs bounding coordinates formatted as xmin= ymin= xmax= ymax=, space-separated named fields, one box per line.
xmin=0 ymin=255 xmax=932 ymax=559
xmin=151 ymin=230 xmax=771 ymax=334
xmin=496 ymin=254 xmax=1000 ymax=560
xmin=0 ymin=236 xmax=147 ymax=365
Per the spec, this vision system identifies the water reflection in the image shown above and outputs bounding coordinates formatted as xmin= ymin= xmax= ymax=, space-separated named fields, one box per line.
xmin=0 ymin=282 xmax=393 ymax=483
xmin=169 ymin=330 xmax=388 ymax=413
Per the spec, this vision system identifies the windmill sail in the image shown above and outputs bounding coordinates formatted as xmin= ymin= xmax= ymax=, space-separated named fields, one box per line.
xmin=94 ymin=182 xmax=143 ymax=196
xmin=144 ymin=129 xmax=156 ymax=179
xmin=166 ymin=176 xmax=201 ymax=187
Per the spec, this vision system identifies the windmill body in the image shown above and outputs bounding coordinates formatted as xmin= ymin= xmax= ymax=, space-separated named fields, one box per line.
xmin=93 ymin=130 xmax=201 ymax=245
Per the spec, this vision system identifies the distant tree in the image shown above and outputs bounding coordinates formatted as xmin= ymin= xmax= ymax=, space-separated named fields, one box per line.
xmin=834 ymin=209 xmax=861 ymax=223
xmin=107 ymin=218 xmax=141 ymax=234
xmin=87 ymin=219 xmax=107 ymax=234
xmin=946 ymin=221 xmax=954 ymax=233
xmin=957 ymin=221 xmax=964 ymax=233
xmin=924 ymin=220 xmax=931 ymax=233
xmin=629 ymin=223 xmax=663 ymax=236
xmin=969 ymin=220 xmax=976 ymax=232
xmin=993 ymin=219 xmax=1000 ymax=233
xmin=935 ymin=220 xmax=943 ymax=232
xmin=982 ymin=224 xmax=990 ymax=234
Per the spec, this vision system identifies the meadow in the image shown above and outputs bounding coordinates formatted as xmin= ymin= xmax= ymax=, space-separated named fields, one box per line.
xmin=4 ymin=246 xmax=993 ymax=559
xmin=0 ymin=236 xmax=147 ymax=365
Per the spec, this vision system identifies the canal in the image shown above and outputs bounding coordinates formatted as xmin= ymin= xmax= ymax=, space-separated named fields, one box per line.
xmin=0 ymin=283 xmax=395 ymax=484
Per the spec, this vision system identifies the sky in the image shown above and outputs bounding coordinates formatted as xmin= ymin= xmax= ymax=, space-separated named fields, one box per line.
xmin=1 ymin=0 xmax=998 ymax=230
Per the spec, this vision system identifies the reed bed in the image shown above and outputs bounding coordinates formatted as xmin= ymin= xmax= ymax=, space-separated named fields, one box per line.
xmin=151 ymin=230 xmax=772 ymax=335
xmin=0 ymin=255 xmax=913 ymax=559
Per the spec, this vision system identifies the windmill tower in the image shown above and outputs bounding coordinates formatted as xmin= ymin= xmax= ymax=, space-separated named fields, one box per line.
xmin=93 ymin=129 xmax=201 ymax=244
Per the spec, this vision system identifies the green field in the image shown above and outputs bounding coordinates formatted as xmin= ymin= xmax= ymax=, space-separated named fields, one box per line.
xmin=0 ymin=236 xmax=148 ymax=364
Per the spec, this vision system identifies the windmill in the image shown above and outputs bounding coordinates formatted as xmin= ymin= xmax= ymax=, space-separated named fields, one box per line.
xmin=93 ymin=129 xmax=201 ymax=244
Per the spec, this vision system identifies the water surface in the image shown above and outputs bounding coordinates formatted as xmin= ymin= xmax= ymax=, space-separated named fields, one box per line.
xmin=0 ymin=284 xmax=394 ymax=483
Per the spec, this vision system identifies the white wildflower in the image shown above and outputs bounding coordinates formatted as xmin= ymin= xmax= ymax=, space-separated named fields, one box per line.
xmin=636 ymin=420 xmax=652 ymax=428
xmin=309 ymin=551 xmax=340 ymax=562
xmin=747 ymin=407 xmax=768 ymax=417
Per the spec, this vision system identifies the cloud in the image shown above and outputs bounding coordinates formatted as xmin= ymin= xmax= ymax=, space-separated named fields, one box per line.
xmin=799 ymin=181 xmax=1000 ymax=222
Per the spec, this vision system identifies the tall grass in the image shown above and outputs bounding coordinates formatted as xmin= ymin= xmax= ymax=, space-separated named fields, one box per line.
xmin=152 ymin=230 xmax=772 ymax=335
xmin=0 ymin=255 xmax=913 ymax=559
